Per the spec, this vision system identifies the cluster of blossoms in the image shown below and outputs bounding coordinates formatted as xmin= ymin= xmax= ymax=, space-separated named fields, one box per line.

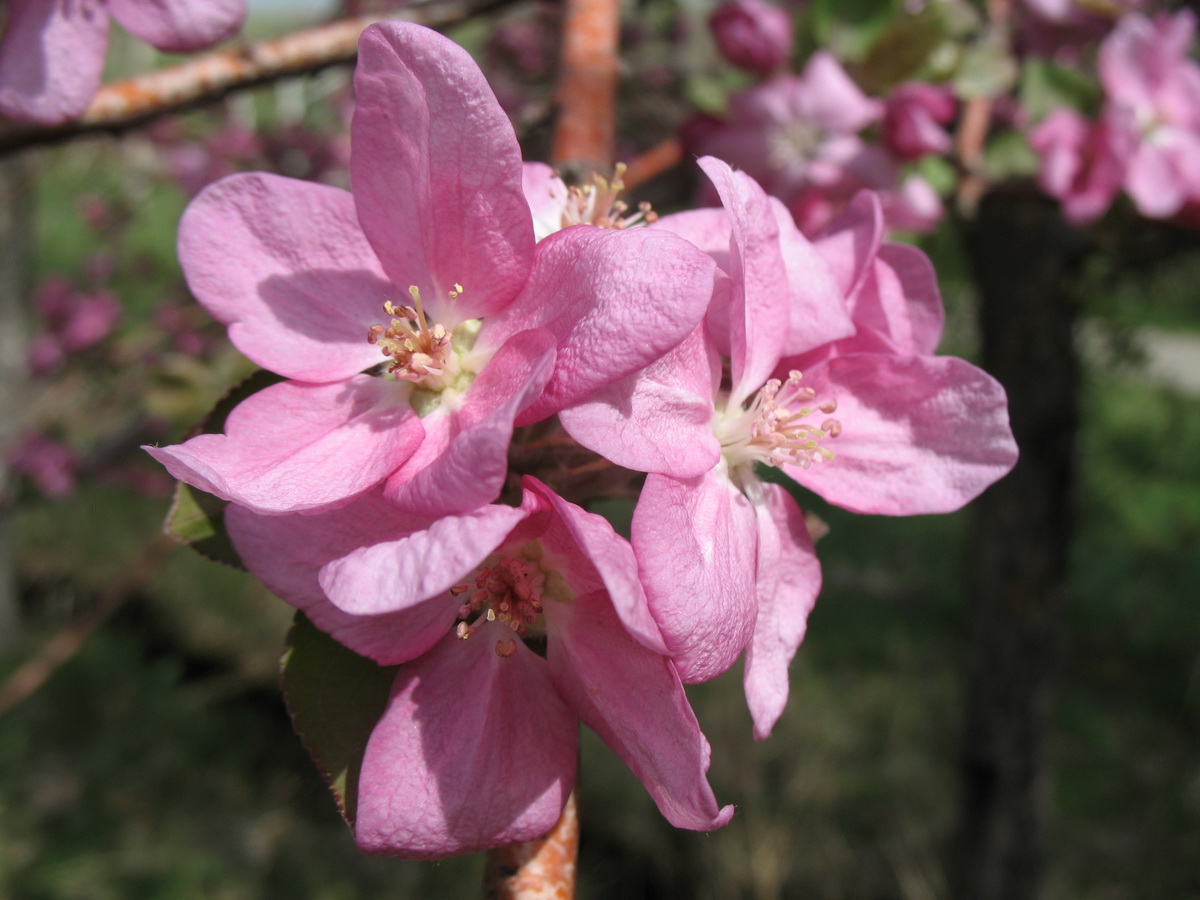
xmin=688 ymin=0 xmax=953 ymax=234
xmin=147 ymin=22 xmax=1016 ymax=858
xmin=0 ymin=0 xmax=245 ymax=124
xmin=1030 ymin=9 xmax=1200 ymax=224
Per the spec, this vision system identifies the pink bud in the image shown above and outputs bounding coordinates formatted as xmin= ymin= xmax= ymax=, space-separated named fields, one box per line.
xmin=710 ymin=0 xmax=793 ymax=76
xmin=882 ymin=83 xmax=956 ymax=160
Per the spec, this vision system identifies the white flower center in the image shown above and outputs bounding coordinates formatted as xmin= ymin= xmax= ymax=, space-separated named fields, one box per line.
xmin=716 ymin=370 xmax=841 ymax=472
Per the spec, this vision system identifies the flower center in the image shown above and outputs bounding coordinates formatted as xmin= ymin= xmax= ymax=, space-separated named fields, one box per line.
xmin=559 ymin=163 xmax=659 ymax=231
xmin=769 ymin=119 xmax=827 ymax=170
xmin=716 ymin=370 xmax=841 ymax=471
xmin=449 ymin=542 xmax=573 ymax=658
xmin=368 ymin=284 xmax=468 ymax=392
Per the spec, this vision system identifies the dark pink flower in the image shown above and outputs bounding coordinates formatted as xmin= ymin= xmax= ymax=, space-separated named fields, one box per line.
xmin=8 ymin=432 xmax=78 ymax=498
xmin=226 ymin=477 xmax=733 ymax=858
xmin=147 ymin=23 xmax=714 ymax=518
xmin=882 ymin=83 xmax=956 ymax=160
xmin=1030 ymin=108 xmax=1125 ymax=223
xmin=710 ymin=0 xmax=793 ymax=77
xmin=0 ymin=0 xmax=245 ymax=124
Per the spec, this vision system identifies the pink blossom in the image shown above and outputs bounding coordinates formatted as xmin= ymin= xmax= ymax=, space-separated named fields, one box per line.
xmin=0 ymin=0 xmax=245 ymax=124
xmin=7 ymin=432 xmax=78 ymax=498
xmin=1097 ymin=10 xmax=1200 ymax=219
xmin=225 ymin=477 xmax=733 ymax=858
xmin=710 ymin=0 xmax=793 ymax=77
xmin=560 ymin=161 xmax=1016 ymax=738
xmin=1029 ymin=108 xmax=1125 ymax=223
xmin=26 ymin=279 xmax=121 ymax=374
xmin=146 ymin=23 xmax=714 ymax=518
xmin=882 ymin=83 xmax=956 ymax=160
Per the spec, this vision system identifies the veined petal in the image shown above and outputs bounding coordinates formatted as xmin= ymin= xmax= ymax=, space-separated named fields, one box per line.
xmin=178 ymin=173 xmax=398 ymax=382
xmin=556 ymin=325 xmax=721 ymax=478
xmin=632 ymin=468 xmax=758 ymax=683
xmin=743 ymin=483 xmax=820 ymax=741
xmin=783 ymin=354 xmax=1018 ymax=515
xmin=491 ymin=227 xmax=717 ymax=423
xmin=319 ymin=502 xmax=529 ymax=616
xmin=384 ymin=329 xmax=557 ymax=515
xmin=226 ymin=497 xmax=460 ymax=665
xmin=351 ymin=22 xmax=534 ymax=320
xmin=813 ymin=191 xmax=883 ymax=302
xmin=144 ymin=376 xmax=423 ymax=515
xmin=546 ymin=590 xmax=733 ymax=831
xmin=356 ymin=633 xmax=577 ymax=858
xmin=107 ymin=0 xmax=243 ymax=52
xmin=0 ymin=0 xmax=108 ymax=124
xmin=522 ymin=162 xmax=571 ymax=241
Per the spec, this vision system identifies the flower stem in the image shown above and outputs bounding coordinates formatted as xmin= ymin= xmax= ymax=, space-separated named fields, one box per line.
xmin=483 ymin=789 xmax=579 ymax=899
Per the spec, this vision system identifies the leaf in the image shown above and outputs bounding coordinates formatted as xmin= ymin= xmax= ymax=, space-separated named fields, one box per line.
xmin=281 ymin=612 xmax=399 ymax=827
xmin=166 ymin=481 xmax=244 ymax=569
xmin=953 ymin=39 xmax=1018 ymax=100
xmin=855 ymin=5 xmax=951 ymax=92
xmin=1019 ymin=58 xmax=1102 ymax=121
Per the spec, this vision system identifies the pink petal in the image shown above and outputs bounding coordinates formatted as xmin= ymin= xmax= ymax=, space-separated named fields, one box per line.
xmin=491 ymin=227 xmax=717 ymax=423
xmin=875 ymin=244 xmax=944 ymax=355
xmin=556 ymin=325 xmax=722 ymax=478
xmin=107 ymin=0 xmax=243 ymax=52
xmin=351 ymin=22 xmax=534 ymax=321
xmin=743 ymin=483 xmax=820 ymax=740
xmin=813 ymin=191 xmax=884 ymax=301
xmin=769 ymin=197 xmax=856 ymax=357
xmin=1125 ymin=144 xmax=1186 ymax=219
xmin=697 ymin=156 xmax=789 ymax=406
xmin=526 ymin=477 xmax=669 ymax=656
xmin=546 ymin=590 xmax=734 ymax=831
xmin=356 ymin=632 xmax=577 ymax=858
xmin=632 ymin=469 xmax=758 ymax=683
xmin=522 ymin=161 xmax=570 ymax=240
xmin=383 ymin=328 xmax=557 ymax=516
xmin=178 ymin=173 xmax=398 ymax=382
xmin=226 ymin=497 xmax=459 ymax=665
xmin=318 ymin=502 xmax=529 ymax=616
xmin=0 ymin=0 xmax=108 ymax=124
xmin=145 ymin=376 xmax=423 ymax=515
xmin=783 ymin=354 xmax=1019 ymax=515
xmin=801 ymin=51 xmax=882 ymax=133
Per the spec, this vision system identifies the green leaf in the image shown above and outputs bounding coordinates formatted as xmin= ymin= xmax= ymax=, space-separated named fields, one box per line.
xmin=1019 ymin=58 xmax=1102 ymax=121
xmin=281 ymin=612 xmax=399 ymax=827
xmin=953 ymin=39 xmax=1018 ymax=99
xmin=855 ymin=5 xmax=951 ymax=93
xmin=165 ymin=481 xmax=244 ymax=569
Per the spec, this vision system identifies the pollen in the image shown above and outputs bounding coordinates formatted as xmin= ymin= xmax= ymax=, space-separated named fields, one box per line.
xmin=452 ymin=555 xmax=547 ymax=657
xmin=366 ymin=284 xmax=463 ymax=390
xmin=558 ymin=163 xmax=659 ymax=231
xmin=717 ymin=370 xmax=842 ymax=470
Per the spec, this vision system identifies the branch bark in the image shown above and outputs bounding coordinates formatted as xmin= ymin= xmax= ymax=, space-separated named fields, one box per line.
xmin=0 ymin=0 xmax=519 ymax=158
xmin=551 ymin=0 xmax=620 ymax=175
xmin=484 ymin=790 xmax=579 ymax=900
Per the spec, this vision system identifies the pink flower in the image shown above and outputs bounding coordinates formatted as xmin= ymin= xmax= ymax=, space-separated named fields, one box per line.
xmin=0 ymin=0 xmax=245 ymax=124
xmin=1029 ymin=108 xmax=1125 ymax=223
xmin=8 ymin=432 xmax=78 ymax=498
xmin=710 ymin=0 xmax=793 ymax=77
xmin=882 ymin=83 xmax=956 ymax=161
xmin=1097 ymin=10 xmax=1200 ymax=219
xmin=146 ymin=23 xmax=713 ymax=518
xmin=560 ymin=160 xmax=1016 ymax=738
xmin=225 ymin=477 xmax=733 ymax=858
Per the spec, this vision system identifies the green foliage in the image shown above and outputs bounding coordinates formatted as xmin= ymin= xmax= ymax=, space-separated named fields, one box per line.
xmin=280 ymin=614 xmax=398 ymax=827
xmin=166 ymin=482 xmax=244 ymax=570
xmin=953 ymin=36 xmax=1019 ymax=99
xmin=1020 ymin=58 xmax=1103 ymax=121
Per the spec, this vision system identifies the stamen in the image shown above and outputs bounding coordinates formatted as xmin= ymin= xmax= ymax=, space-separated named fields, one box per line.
xmin=452 ymin=554 xmax=551 ymax=656
xmin=557 ymin=163 xmax=659 ymax=231
xmin=718 ymin=370 xmax=842 ymax=470
xmin=366 ymin=284 xmax=463 ymax=389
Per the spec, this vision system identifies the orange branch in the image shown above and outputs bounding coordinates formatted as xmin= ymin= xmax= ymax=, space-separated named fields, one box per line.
xmin=484 ymin=790 xmax=579 ymax=900
xmin=622 ymin=136 xmax=683 ymax=192
xmin=0 ymin=0 xmax=518 ymax=157
xmin=551 ymin=0 xmax=620 ymax=174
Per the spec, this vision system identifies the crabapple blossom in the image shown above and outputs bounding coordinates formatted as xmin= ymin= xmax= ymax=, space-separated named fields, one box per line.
xmin=146 ymin=22 xmax=714 ymax=518
xmin=225 ymin=477 xmax=733 ymax=858
xmin=709 ymin=0 xmax=793 ymax=77
xmin=0 ymin=0 xmax=245 ymax=124
xmin=560 ymin=159 xmax=1016 ymax=738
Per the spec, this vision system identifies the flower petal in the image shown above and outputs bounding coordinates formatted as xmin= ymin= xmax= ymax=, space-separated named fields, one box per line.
xmin=107 ymin=0 xmax=243 ymax=52
xmin=356 ymin=632 xmax=577 ymax=858
xmin=351 ymin=22 xmax=534 ymax=320
xmin=178 ymin=173 xmax=399 ymax=382
xmin=547 ymin=590 xmax=734 ymax=831
xmin=145 ymin=376 xmax=423 ymax=515
xmin=743 ymin=483 xmax=820 ymax=740
xmin=226 ymin=497 xmax=459 ymax=665
xmin=784 ymin=354 xmax=1018 ymax=515
xmin=0 ymin=0 xmax=108 ymax=124
xmin=492 ymin=226 xmax=717 ymax=423
xmin=632 ymin=468 xmax=758 ymax=683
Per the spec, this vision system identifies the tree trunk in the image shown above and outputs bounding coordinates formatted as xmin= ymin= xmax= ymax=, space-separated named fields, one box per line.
xmin=949 ymin=186 xmax=1086 ymax=900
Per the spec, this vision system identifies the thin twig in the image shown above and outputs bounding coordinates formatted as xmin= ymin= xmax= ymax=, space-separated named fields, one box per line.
xmin=622 ymin=136 xmax=683 ymax=192
xmin=0 ymin=533 xmax=176 ymax=717
xmin=0 ymin=0 xmax=519 ymax=157
xmin=484 ymin=790 xmax=579 ymax=900
xmin=551 ymin=0 xmax=620 ymax=174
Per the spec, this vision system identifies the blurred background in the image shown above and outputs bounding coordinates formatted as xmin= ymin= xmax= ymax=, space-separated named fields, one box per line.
xmin=0 ymin=0 xmax=1197 ymax=897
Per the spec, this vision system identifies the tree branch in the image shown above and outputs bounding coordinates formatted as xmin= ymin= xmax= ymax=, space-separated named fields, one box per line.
xmin=551 ymin=0 xmax=620 ymax=175
xmin=0 ymin=0 xmax=520 ymax=158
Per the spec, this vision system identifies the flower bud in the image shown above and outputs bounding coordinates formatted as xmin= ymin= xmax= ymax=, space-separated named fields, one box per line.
xmin=709 ymin=0 xmax=793 ymax=76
